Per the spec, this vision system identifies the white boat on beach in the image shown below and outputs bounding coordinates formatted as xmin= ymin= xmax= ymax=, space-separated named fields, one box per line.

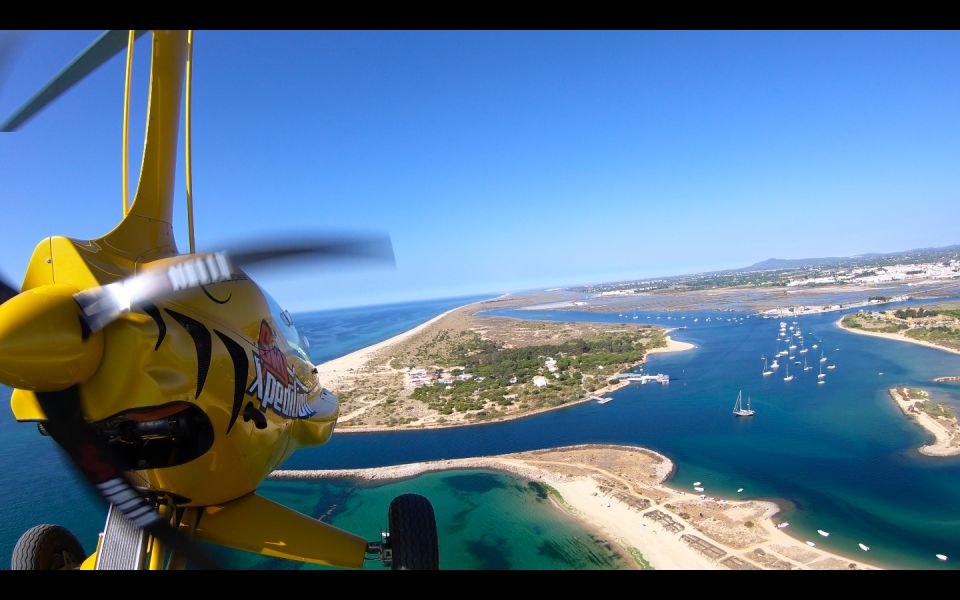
xmin=694 ymin=486 xmax=704 ymax=492
xmin=806 ymin=541 xmax=816 ymax=547
xmin=777 ymin=522 xmax=789 ymax=528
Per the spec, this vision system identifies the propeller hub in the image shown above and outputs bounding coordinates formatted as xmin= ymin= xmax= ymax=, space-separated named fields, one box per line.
xmin=0 ymin=284 xmax=104 ymax=391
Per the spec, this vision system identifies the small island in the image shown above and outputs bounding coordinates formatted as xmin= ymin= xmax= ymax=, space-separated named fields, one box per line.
xmin=838 ymin=302 xmax=960 ymax=355
xmin=888 ymin=387 xmax=960 ymax=457
xmin=319 ymin=296 xmax=694 ymax=431
xmin=272 ymin=444 xmax=879 ymax=570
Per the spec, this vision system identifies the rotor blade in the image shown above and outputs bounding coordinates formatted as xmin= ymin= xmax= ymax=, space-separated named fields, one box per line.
xmin=0 ymin=275 xmax=18 ymax=304
xmin=227 ymin=234 xmax=396 ymax=269
xmin=0 ymin=30 xmax=27 ymax=95
xmin=1 ymin=30 xmax=148 ymax=132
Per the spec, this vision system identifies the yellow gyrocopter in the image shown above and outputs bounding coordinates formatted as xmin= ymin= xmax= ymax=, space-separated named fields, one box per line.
xmin=0 ymin=30 xmax=439 ymax=570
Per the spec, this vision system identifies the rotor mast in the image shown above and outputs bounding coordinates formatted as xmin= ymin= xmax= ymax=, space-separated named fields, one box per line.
xmin=99 ymin=30 xmax=188 ymax=264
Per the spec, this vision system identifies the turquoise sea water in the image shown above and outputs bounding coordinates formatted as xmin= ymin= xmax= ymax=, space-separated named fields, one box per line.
xmin=207 ymin=471 xmax=630 ymax=570
xmin=3 ymin=294 xmax=960 ymax=569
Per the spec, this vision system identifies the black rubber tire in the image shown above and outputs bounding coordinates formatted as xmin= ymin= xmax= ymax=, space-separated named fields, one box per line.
xmin=11 ymin=524 xmax=86 ymax=570
xmin=388 ymin=493 xmax=439 ymax=570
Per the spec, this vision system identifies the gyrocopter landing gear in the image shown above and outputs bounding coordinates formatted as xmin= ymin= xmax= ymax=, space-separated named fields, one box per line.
xmin=11 ymin=524 xmax=86 ymax=570
xmin=366 ymin=494 xmax=439 ymax=570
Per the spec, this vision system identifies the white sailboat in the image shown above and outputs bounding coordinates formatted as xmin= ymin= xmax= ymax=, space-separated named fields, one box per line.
xmin=783 ymin=362 xmax=794 ymax=382
xmin=820 ymin=351 xmax=828 ymax=363
xmin=762 ymin=356 xmax=773 ymax=376
xmin=733 ymin=390 xmax=755 ymax=416
xmin=827 ymin=364 xmax=836 ymax=370
xmin=804 ymin=356 xmax=812 ymax=371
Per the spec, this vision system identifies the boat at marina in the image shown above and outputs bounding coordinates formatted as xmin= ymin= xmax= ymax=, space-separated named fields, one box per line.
xmin=804 ymin=356 xmax=812 ymax=372
xmin=783 ymin=362 xmax=794 ymax=382
xmin=827 ymin=364 xmax=836 ymax=370
xmin=818 ymin=363 xmax=826 ymax=380
xmin=733 ymin=390 xmax=756 ymax=416
xmin=762 ymin=356 xmax=773 ymax=376
xmin=597 ymin=397 xmax=613 ymax=405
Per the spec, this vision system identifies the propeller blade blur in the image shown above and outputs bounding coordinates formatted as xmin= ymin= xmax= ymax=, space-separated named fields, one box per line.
xmin=1 ymin=30 xmax=148 ymax=132
xmin=74 ymin=234 xmax=395 ymax=332
xmin=227 ymin=234 xmax=395 ymax=269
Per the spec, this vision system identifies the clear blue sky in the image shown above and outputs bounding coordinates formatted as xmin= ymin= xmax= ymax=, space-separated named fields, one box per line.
xmin=1 ymin=30 xmax=959 ymax=311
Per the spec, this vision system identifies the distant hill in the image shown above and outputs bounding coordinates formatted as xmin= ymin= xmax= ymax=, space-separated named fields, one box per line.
xmin=741 ymin=244 xmax=960 ymax=272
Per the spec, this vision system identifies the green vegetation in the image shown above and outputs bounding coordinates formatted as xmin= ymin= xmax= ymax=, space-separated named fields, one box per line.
xmin=906 ymin=327 xmax=960 ymax=351
xmin=844 ymin=312 xmax=908 ymax=333
xmin=917 ymin=401 xmax=956 ymax=420
xmin=541 ymin=482 xmax=576 ymax=512
xmin=410 ymin=330 xmax=658 ymax=416
xmin=904 ymin=388 xmax=928 ymax=400
xmin=868 ymin=296 xmax=891 ymax=302
xmin=895 ymin=307 xmax=937 ymax=319
xmin=841 ymin=315 xmax=862 ymax=329
xmin=625 ymin=546 xmax=655 ymax=570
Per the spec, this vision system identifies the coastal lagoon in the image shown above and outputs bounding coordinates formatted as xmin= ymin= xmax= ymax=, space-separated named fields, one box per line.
xmin=2 ymin=295 xmax=960 ymax=569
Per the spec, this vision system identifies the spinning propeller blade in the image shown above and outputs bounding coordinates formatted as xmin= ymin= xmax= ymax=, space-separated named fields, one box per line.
xmin=1 ymin=30 xmax=148 ymax=132
xmin=228 ymin=234 xmax=396 ymax=269
xmin=75 ymin=233 xmax=395 ymax=333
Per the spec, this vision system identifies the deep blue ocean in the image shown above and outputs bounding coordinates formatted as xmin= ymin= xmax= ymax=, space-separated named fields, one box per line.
xmin=3 ymin=294 xmax=960 ymax=569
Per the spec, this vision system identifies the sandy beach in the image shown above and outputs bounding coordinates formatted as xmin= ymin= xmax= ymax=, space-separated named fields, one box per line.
xmin=315 ymin=298 xmax=497 ymax=396
xmin=646 ymin=329 xmax=696 ymax=355
xmin=888 ymin=388 xmax=960 ymax=457
xmin=271 ymin=444 xmax=880 ymax=570
xmin=836 ymin=317 xmax=960 ymax=356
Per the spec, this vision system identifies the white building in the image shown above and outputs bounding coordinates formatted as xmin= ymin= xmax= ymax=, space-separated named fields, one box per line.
xmin=532 ymin=376 xmax=549 ymax=388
